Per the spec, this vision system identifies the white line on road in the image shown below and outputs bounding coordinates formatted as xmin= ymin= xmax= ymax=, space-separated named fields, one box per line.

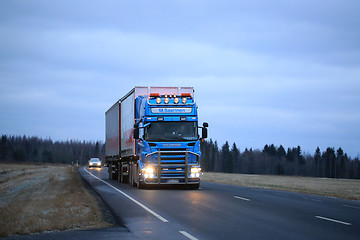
xmin=84 ymin=167 xmax=169 ymax=223
xmin=315 ymin=216 xmax=352 ymax=226
xmin=179 ymin=231 xmax=199 ymax=240
xmin=343 ymin=204 xmax=360 ymax=210
xmin=234 ymin=196 xmax=251 ymax=201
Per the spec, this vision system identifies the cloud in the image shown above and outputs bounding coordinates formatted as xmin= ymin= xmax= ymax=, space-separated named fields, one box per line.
xmin=0 ymin=0 xmax=359 ymax=156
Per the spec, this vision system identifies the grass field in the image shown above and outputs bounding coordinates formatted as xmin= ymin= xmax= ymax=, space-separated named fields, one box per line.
xmin=202 ymin=172 xmax=360 ymax=200
xmin=0 ymin=163 xmax=111 ymax=237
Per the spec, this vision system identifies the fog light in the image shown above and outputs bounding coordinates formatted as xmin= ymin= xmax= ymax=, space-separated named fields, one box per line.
xmin=190 ymin=173 xmax=200 ymax=178
xmin=144 ymin=173 xmax=155 ymax=178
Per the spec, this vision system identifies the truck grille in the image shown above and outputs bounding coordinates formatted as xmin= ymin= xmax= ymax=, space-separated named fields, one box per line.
xmin=145 ymin=150 xmax=200 ymax=183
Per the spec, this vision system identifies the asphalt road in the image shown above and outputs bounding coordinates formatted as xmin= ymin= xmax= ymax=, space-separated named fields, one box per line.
xmin=7 ymin=167 xmax=358 ymax=240
xmin=79 ymin=167 xmax=360 ymax=240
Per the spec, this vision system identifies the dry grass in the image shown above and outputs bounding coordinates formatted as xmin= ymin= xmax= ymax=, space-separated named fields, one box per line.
xmin=202 ymin=172 xmax=360 ymax=200
xmin=0 ymin=163 xmax=111 ymax=237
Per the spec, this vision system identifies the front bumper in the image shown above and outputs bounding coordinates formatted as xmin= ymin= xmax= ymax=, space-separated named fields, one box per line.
xmin=142 ymin=150 xmax=200 ymax=185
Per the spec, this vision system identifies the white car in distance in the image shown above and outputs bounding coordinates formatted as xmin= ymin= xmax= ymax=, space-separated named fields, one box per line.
xmin=88 ymin=158 xmax=102 ymax=168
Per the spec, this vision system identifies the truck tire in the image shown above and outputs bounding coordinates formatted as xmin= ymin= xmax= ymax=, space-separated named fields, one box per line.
xmin=131 ymin=164 xmax=138 ymax=187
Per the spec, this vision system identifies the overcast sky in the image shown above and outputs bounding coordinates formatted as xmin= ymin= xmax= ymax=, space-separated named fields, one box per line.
xmin=1 ymin=0 xmax=359 ymax=157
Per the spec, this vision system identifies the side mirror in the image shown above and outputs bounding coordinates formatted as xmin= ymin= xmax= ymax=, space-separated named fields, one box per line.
xmin=134 ymin=127 xmax=139 ymax=139
xmin=203 ymin=122 xmax=209 ymax=128
xmin=202 ymin=127 xmax=208 ymax=139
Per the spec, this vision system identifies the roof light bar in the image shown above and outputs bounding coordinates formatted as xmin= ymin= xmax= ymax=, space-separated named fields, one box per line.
xmin=150 ymin=93 xmax=160 ymax=97
xmin=181 ymin=93 xmax=192 ymax=98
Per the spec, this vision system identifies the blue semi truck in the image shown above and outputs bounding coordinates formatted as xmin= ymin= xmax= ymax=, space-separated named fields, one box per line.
xmin=105 ymin=87 xmax=208 ymax=189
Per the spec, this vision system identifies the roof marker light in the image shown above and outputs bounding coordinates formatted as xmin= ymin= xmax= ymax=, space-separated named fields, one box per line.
xmin=181 ymin=93 xmax=192 ymax=98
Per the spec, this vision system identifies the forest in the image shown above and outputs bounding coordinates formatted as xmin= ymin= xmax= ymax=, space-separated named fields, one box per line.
xmin=1 ymin=135 xmax=359 ymax=179
xmin=0 ymin=135 xmax=104 ymax=166
xmin=200 ymin=139 xmax=360 ymax=179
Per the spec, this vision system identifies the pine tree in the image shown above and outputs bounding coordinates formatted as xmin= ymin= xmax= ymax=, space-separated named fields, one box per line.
xmin=314 ymin=147 xmax=321 ymax=177
xmin=231 ymin=143 xmax=240 ymax=173
xmin=222 ymin=141 xmax=231 ymax=173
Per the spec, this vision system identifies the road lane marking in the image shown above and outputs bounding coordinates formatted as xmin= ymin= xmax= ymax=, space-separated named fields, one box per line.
xmin=234 ymin=196 xmax=251 ymax=201
xmin=179 ymin=231 xmax=199 ymax=240
xmin=84 ymin=167 xmax=169 ymax=223
xmin=315 ymin=216 xmax=352 ymax=226
xmin=303 ymin=197 xmax=322 ymax=202
xmin=343 ymin=204 xmax=360 ymax=210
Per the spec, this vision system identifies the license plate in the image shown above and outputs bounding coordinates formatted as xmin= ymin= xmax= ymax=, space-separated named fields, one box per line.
xmin=168 ymin=179 xmax=179 ymax=183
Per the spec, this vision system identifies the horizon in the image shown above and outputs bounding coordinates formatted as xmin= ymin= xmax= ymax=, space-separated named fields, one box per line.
xmin=2 ymin=133 xmax=358 ymax=159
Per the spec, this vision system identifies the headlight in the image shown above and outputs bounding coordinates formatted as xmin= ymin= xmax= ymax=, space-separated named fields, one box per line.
xmin=190 ymin=167 xmax=201 ymax=178
xmin=191 ymin=167 xmax=201 ymax=173
xmin=156 ymin=97 xmax=161 ymax=104
xmin=164 ymin=97 xmax=169 ymax=104
xmin=182 ymin=97 xmax=187 ymax=104
xmin=142 ymin=166 xmax=155 ymax=178
xmin=174 ymin=98 xmax=179 ymax=104
xmin=144 ymin=167 xmax=154 ymax=174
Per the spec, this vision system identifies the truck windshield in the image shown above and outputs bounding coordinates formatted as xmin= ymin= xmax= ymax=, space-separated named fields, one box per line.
xmin=145 ymin=122 xmax=198 ymax=142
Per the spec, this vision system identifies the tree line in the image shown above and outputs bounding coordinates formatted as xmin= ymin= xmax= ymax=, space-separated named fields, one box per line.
xmin=2 ymin=135 xmax=359 ymax=179
xmin=1 ymin=135 xmax=104 ymax=165
xmin=200 ymin=139 xmax=360 ymax=179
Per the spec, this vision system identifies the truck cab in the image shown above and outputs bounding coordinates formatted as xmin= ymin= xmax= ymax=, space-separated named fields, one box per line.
xmin=134 ymin=92 xmax=207 ymax=189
